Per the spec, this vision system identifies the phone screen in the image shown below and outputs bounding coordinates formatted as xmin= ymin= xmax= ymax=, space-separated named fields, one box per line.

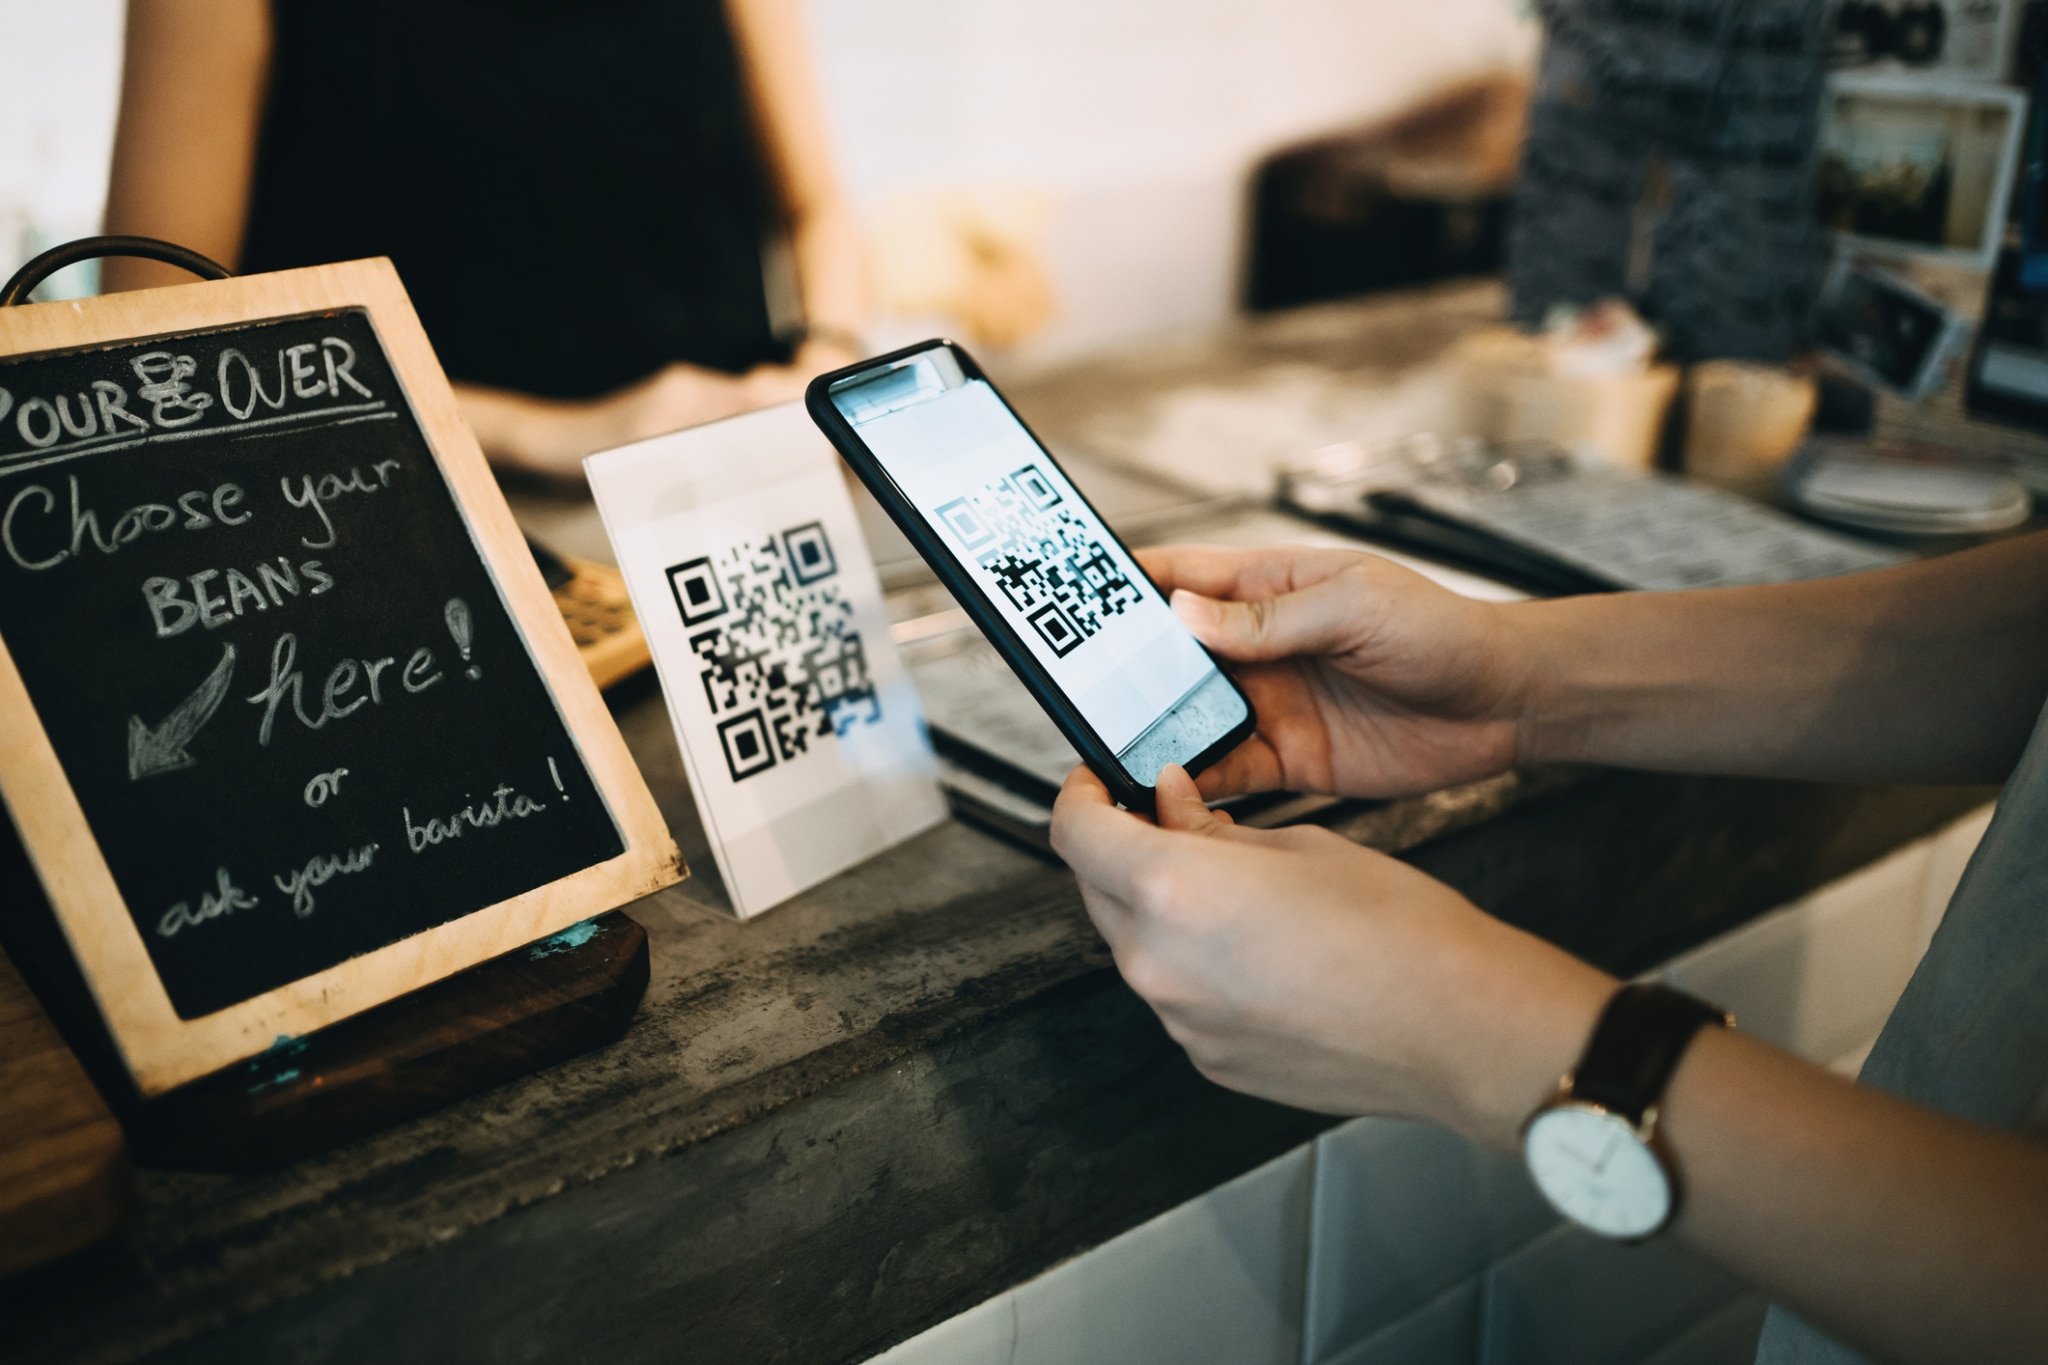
xmin=825 ymin=346 xmax=1249 ymax=788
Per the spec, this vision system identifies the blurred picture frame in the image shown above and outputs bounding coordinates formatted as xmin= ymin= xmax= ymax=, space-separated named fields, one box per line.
xmin=1830 ymin=0 xmax=2019 ymax=82
xmin=1965 ymin=247 xmax=2048 ymax=429
xmin=1817 ymin=72 xmax=2026 ymax=269
xmin=1815 ymin=254 xmax=1975 ymax=399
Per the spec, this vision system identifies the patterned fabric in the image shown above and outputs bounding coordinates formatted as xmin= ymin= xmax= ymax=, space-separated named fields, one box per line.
xmin=1507 ymin=0 xmax=1832 ymax=362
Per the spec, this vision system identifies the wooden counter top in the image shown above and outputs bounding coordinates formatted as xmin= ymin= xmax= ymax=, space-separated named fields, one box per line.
xmin=0 ymin=283 xmax=1998 ymax=1364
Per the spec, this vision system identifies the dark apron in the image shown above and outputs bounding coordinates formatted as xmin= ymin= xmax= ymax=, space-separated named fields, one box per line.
xmin=240 ymin=0 xmax=785 ymax=399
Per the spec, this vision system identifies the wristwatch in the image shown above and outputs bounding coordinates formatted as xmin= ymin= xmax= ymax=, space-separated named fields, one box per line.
xmin=1521 ymin=982 xmax=1733 ymax=1241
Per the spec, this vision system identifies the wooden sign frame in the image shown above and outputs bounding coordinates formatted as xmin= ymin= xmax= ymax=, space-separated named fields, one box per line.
xmin=0 ymin=259 xmax=682 ymax=1094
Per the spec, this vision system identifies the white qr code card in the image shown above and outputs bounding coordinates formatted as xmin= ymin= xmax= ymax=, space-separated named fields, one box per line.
xmin=585 ymin=402 xmax=947 ymax=919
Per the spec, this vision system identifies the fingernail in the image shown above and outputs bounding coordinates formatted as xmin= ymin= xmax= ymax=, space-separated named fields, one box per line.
xmin=1169 ymin=589 xmax=1208 ymax=625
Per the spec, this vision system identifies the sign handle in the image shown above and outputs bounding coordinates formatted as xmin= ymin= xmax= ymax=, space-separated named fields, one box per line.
xmin=1 ymin=234 xmax=232 ymax=307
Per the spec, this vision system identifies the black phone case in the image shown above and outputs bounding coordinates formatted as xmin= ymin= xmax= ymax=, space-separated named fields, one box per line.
xmin=805 ymin=339 xmax=1255 ymax=813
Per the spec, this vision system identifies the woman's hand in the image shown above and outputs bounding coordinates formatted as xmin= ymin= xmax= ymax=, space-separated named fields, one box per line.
xmin=1140 ymin=544 xmax=1537 ymax=802
xmin=458 ymin=362 xmax=800 ymax=479
xmin=1052 ymin=763 xmax=1610 ymax=1139
xmin=615 ymin=335 xmax=868 ymax=443
xmin=601 ymin=362 xmax=780 ymax=444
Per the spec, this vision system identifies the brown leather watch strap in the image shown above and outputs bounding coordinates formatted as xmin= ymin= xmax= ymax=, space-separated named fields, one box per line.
xmin=1569 ymin=982 xmax=1732 ymax=1124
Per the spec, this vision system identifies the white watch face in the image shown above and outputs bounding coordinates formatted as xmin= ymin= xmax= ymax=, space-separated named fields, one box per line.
xmin=1523 ymin=1103 xmax=1672 ymax=1239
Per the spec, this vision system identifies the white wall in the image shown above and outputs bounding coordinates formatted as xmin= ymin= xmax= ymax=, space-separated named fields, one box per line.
xmin=0 ymin=0 xmax=124 ymax=298
xmin=809 ymin=0 xmax=1535 ymax=359
xmin=0 ymin=0 xmax=1533 ymax=350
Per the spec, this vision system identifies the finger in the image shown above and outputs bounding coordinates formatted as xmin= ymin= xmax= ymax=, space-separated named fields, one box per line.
xmin=1169 ymin=569 xmax=1367 ymax=664
xmin=1153 ymin=764 xmax=1232 ymax=836
xmin=1050 ymin=764 xmax=1173 ymax=905
xmin=1157 ymin=765 xmax=1276 ymax=847
xmin=1050 ymin=766 xmax=1142 ymax=947
xmin=1136 ymin=543 xmax=1242 ymax=595
xmin=1191 ymin=736 xmax=1284 ymax=800
xmin=1195 ymin=662 xmax=1335 ymax=798
xmin=1049 ymin=761 xmax=1115 ymax=825
xmin=1138 ymin=543 xmax=1360 ymax=600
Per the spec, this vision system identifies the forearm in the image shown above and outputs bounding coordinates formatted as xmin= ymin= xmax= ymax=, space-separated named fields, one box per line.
xmin=725 ymin=0 xmax=867 ymax=355
xmin=1450 ymin=960 xmax=2048 ymax=1363
xmin=101 ymin=0 xmax=270 ymax=291
xmin=452 ymin=382 xmax=590 ymax=474
xmin=1060 ymin=756 xmax=2048 ymax=1359
xmin=788 ymin=198 xmax=867 ymax=348
xmin=1659 ymin=1030 xmax=2048 ymax=1364
xmin=1516 ymin=532 xmax=2048 ymax=784
xmin=458 ymin=365 xmax=775 ymax=478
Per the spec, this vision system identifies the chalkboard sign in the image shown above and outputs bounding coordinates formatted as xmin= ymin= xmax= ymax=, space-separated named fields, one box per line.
xmin=0 ymin=261 xmax=680 ymax=1093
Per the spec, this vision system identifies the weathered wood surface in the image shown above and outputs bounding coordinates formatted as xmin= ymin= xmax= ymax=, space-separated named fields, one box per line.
xmin=124 ymin=913 xmax=650 ymax=1172
xmin=0 ymin=944 xmax=130 ymax=1282
xmin=0 ymin=669 xmax=1985 ymax=1362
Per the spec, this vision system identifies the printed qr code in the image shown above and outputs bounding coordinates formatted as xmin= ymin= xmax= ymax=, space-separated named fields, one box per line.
xmin=665 ymin=521 xmax=881 ymax=784
xmin=932 ymin=463 xmax=1142 ymax=658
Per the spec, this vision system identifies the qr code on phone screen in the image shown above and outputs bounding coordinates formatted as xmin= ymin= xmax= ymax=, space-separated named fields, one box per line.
xmin=932 ymin=463 xmax=1142 ymax=658
xmin=666 ymin=522 xmax=881 ymax=784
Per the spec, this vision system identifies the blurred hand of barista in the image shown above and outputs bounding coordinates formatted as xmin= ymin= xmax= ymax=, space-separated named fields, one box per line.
xmin=472 ymin=334 xmax=871 ymax=480
xmin=464 ymin=362 xmax=789 ymax=480
xmin=1141 ymin=544 xmax=1532 ymax=801
xmin=595 ymin=362 xmax=782 ymax=449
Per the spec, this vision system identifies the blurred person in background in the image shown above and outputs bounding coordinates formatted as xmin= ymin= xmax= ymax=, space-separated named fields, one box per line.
xmin=102 ymin=0 xmax=867 ymax=477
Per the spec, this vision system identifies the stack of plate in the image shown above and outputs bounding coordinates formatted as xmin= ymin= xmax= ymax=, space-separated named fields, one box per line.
xmin=1789 ymin=453 xmax=2034 ymax=535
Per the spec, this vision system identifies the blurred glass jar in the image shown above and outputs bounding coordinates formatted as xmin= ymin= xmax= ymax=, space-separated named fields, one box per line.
xmin=1682 ymin=361 xmax=1819 ymax=499
xmin=1451 ymin=327 xmax=1679 ymax=471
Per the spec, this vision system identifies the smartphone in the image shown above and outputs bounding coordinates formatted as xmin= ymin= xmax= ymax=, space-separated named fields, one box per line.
xmin=807 ymin=340 xmax=1255 ymax=811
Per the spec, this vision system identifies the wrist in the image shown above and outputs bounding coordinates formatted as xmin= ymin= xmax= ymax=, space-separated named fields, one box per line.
xmin=454 ymin=383 xmax=591 ymax=475
xmin=1486 ymin=600 xmax=1565 ymax=769
xmin=1444 ymin=931 xmax=1616 ymax=1151
xmin=794 ymin=336 xmax=862 ymax=375
xmin=507 ymin=401 xmax=596 ymax=475
xmin=1500 ymin=599 xmax=1590 ymax=769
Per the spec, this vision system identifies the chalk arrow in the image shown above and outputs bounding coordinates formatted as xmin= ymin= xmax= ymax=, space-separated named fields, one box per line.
xmin=128 ymin=643 xmax=237 ymax=781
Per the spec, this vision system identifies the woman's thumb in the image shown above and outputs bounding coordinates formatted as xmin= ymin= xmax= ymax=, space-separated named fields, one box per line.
xmin=1170 ymin=576 xmax=1354 ymax=662
xmin=1153 ymin=764 xmax=1231 ymax=836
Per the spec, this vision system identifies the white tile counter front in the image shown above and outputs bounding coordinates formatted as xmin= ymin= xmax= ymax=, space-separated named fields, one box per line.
xmin=864 ymin=807 xmax=1993 ymax=1365
xmin=869 ymin=1149 xmax=1313 ymax=1365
